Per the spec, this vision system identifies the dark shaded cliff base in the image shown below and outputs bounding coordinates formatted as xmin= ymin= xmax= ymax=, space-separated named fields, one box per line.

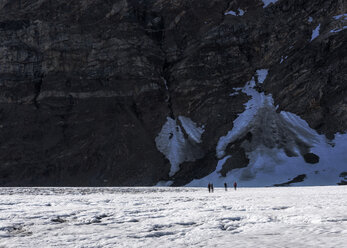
xmin=0 ymin=0 xmax=345 ymax=186
xmin=274 ymin=174 xmax=307 ymax=186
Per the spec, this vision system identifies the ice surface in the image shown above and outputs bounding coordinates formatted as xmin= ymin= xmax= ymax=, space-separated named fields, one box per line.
xmin=311 ymin=24 xmax=321 ymax=41
xmin=262 ymin=0 xmax=279 ymax=8
xmin=155 ymin=116 xmax=204 ymax=176
xmin=1 ymin=187 xmax=346 ymax=248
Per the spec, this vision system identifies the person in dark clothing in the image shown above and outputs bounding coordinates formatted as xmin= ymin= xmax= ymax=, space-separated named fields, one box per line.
xmin=234 ymin=182 xmax=237 ymax=190
xmin=208 ymin=183 xmax=211 ymax=193
xmin=211 ymin=183 xmax=214 ymax=193
xmin=224 ymin=182 xmax=228 ymax=191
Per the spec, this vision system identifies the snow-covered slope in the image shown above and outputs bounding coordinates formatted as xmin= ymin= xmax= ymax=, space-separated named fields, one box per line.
xmin=188 ymin=70 xmax=347 ymax=187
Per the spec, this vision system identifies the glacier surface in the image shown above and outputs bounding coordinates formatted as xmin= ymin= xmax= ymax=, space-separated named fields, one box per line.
xmin=0 ymin=187 xmax=346 ymax=248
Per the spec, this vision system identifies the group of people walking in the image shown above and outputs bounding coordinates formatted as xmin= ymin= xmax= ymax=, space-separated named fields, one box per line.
xmin=208 ymin=182 xmax=237 ymax=192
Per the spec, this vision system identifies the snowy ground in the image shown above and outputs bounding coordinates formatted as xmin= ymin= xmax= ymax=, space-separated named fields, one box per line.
xmin=0 ymin=187 xmax=346 ymax=248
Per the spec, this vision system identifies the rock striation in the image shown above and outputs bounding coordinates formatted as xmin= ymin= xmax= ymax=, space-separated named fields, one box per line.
xmin=0 ymin=0 xmax=345 ymax=186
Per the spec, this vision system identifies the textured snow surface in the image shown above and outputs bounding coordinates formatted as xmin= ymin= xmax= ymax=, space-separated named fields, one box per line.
xmin=0 ymin=187 xmax=346 ymax=248
xmin=155 ymin=117 xmax=204 ymax=176
xmin=262 ymin=0 xmax=279 ymax=8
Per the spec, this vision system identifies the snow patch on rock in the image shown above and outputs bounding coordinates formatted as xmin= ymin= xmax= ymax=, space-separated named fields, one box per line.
xmin=256 ymin=69 xmax=268 ymax=84
xmin=155 ymin=116 xmax=204 ymax=176
xmin=330 ymin=26 xmax=347 ymax=33
xmin=333 ymin=14 xmax=347 ymax=20
xmin=191 ymin=70 xmax=347 ymax=187
xmin=262 ymin=0 xmax=278 ymax=8
xmin=216 ymin=74 xmax=269 ymax=159
xmin=311 ymin=24 xmax=321 ymax=41
xmin=225 ymin=9 xmax=245 ymax=16
xmin=178 ymin=116 xmax=204 ymax=143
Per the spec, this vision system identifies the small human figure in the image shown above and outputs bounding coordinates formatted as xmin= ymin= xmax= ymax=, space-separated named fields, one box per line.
xmin=211 ymin=183 xmax=214 ymax=193
xmin=234 ymin=182 xmax=237 ymax=190
xmin=224 ymin=182 xmax=228 ymax=191
xmin=208 ymin=183 xmax=211 ymax=193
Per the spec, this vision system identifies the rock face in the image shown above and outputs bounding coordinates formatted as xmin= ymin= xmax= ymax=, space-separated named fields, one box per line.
xmin=0 ymin=0 xmax=345 ymax=186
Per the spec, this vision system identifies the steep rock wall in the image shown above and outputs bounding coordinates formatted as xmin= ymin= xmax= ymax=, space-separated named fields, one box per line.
xmin=0 ymin=0 xmax=345 ymax=186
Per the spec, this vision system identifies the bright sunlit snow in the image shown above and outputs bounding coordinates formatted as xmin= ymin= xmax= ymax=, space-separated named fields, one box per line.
xmin=262 ymin=0 xmax=279 ymax=8
xmin=311 ymin=24 xmax=321 ymax=41
xmin=1 ymin=187 xmax=346 ymax=248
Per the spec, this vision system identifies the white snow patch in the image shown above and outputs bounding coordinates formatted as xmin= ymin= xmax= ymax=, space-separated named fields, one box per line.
xmin=225 ymin=10 xmax=237 ymax=16
xmin=262 ymin=0 xmax=278 ymax=8
xmin=238 ymin=9 xmax=245 ymax=16
xmin=155 ymin=116 xmax=204 ymax=177
xmin=333 ymin=14 xmax=347 ymax=20
xmin=308 ymin=16 xmax=313 ymax=23
xmin=330 ymin=26 xmax=347 ymax=33
xmin=311 ymin=24 xmax=321 ymax=41
xmin=225 ymin=9 xmax=245 ymax=16
xmin=256 ymin=69 xmax=268 ymax=84
xmin=229 ymin=91 xmax=240 ymax=97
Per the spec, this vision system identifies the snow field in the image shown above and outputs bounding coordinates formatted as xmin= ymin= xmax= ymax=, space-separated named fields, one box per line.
xmin=0 ymin=187 xmax=346 ymax=248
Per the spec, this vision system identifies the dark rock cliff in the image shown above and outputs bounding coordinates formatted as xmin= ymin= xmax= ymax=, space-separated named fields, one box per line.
xmin=0 ymin=0 xmax=345 ymax=186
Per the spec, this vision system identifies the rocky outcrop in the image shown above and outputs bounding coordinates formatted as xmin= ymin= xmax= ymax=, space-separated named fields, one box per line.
xmin=0 ymin=0 xmax=345 ymax=186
